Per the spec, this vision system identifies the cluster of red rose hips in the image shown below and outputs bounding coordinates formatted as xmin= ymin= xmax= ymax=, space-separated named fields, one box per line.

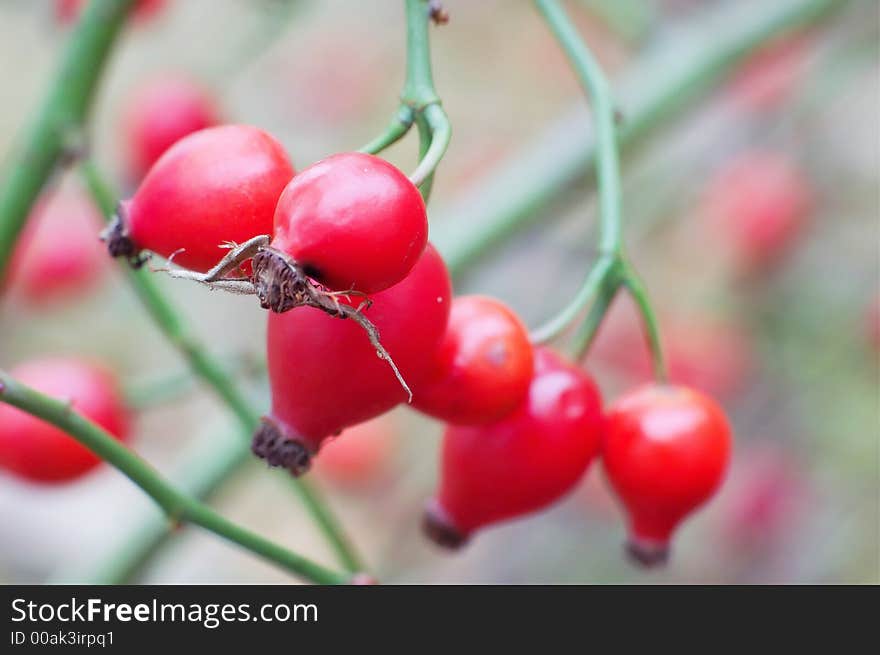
xmin=0 ymin=112 xmax=738 ymax=565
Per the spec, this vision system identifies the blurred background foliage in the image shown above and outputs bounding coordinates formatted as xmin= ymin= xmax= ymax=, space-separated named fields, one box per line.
xmin=0 ymin=0 xmax=877 ymax=583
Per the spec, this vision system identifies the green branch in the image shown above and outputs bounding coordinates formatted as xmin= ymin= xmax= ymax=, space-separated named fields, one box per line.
xmin=358 ymin=0 xmax=451 ymax=200
xmin=432 ymin=0 xmax=848 ymax=273
xmin=532 ymin=0 xmax=665 ymax=374
xmin=0 ymin=0 xmax=137 ymax=277
xmin=81 ymin=161 xmax=365 ymax=576
xmin=0 ymin=371 xmax=347 ymax=585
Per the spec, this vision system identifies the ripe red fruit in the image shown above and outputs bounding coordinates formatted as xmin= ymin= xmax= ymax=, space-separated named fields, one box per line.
xmin=111 ymin=125 xmax=294 ymax=273
xmin=5 ymin=190 xmax=107 ymax=306
xmin=424 ymin=348 xmax=604 ymax=548
xmin=314 ymin=416 xmax=397 ymax=488
xmin=0 ymin=358 xmax=129 ymax=483
xmin=703 ymin=150 xmax=813 ymax=271
xmin=122 ymin=76 xmax=220 ymax=181
xmin=602 ymin=384 xmax=732 ymax=567
xmin=255 ymin=243 xmax=451 ymax=475
xmin=271 ymin=152 xmax=427 ymax=294
xmin=412 ymin=295 xmax=534 ymax=425
xmin=56 ymin=0 xmax=166 ymax=25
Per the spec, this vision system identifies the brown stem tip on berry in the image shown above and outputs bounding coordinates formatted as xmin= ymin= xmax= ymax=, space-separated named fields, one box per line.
xmin=429 ymin=0 xmax=449 ymax=25
xmin=422 ymin=499 xmax=468 ymax=550
xmin=625 ymin=538 xmax=670 ymax=568
xmin=101 ymin=205 xmax=148 ymax=268
xmin=251 ymin=417 xmax=312 ymax=477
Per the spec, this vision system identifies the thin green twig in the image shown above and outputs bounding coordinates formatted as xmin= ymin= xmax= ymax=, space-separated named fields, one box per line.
xmin=80 ymin=161 xmax=366 ymax=575
xmin=0 ymin=0 xmax=137 ymax=277
xmin=0 ymin=372 xmax=347 ymax=585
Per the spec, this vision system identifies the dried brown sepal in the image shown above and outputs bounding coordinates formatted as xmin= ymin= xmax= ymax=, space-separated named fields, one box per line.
xmin=251 ymin=417 xmax=312 ymax=477
xmin=625 ymin=538 xmax=669 ymax=568
xmin=422 ymin=500 xmax=468 ymax=550
xmin=101 ymin=206 xmax=149 ymax=268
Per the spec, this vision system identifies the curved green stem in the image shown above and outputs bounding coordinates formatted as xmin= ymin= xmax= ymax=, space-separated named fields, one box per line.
xmin=621 ymin=264 xmax=668 ymax=380
xmin=81 ymin=161 xmax=365 ymax=576
xmin=572 ymin=274 xmax=622 ymax=361
xmin=358 ymin=106 xmax=415 ymax=155
xmin=0 ymin=0 xmax=137 ymax=277
xmin=0 ymin=372 xmax=347 ymax=585
xmin=532 ymin=0 xmax=664 ymax=372
xmin=410 ymin=103 xmax=452 ymax=189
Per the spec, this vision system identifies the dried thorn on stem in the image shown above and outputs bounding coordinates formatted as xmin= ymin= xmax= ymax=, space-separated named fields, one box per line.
xmin=428 ymin=0 xmax=449 ymax=25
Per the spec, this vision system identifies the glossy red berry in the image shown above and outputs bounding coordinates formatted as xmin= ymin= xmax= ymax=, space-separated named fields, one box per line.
xmin=115 ymin=125 xmax=294 ymax=273
xmin=255 ymin=243 xmax=451 ymax=475
xmin=704 ymin=150 xmax=813 ymax=271
xmin=0 ymin=358 xmax=130 ymax=483
xmin=412 ymin=295 xmax=534 ymax=425
xmin=56 ymin=0 xmax=166 ymax=25
xmin=424 ymin=348 xmax=604 ymax=548
xmin=271 ymin=152 xmax=427 ymax=294
xmin=602 ymin=384 xmax=732 ymax=567
xmin=122 ymin=75 xmax=220 ymax=181
xmin=314 ymin=416 xmax=397 ymax=488
xmin=5 ymin=190 xmax=107 ymax=306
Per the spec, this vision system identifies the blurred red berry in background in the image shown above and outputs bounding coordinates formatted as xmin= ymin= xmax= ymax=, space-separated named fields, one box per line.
xmin=728 ymin=34 xmax=812 ymax=113
xmin=702 ymin=150 xmax=814 ymax=272
xmin=122 ymin=75 xmax=220 ymax=181
xmin=592 ymin=297 xmax=753 ymax=399
xmin=4 ymin=189 xmax=108 ymax=306
xmin=55 ymin=0 xmax=166 ymax=26
xmin=314 ymin=416 xmax=398 ymax=489
xmin=717 ymin=444 xmax=809 ymax=552
xmin=0 ymin=358 xmax=130 ymax=483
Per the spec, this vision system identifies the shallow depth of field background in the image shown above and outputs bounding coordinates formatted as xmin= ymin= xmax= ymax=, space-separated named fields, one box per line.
xmin=0 ymin=0 xmax=877 ymax=584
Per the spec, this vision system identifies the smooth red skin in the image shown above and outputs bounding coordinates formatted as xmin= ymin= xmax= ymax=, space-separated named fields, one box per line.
xmin=0 ymin=358 xmax=129 ymax=483
xmin=602 ymin=384 xmax=732 ymax=545
xmin=704 ymin=150 xmax=813 ymax=271
xmin=56 ymin=0 xmax=166 ymax=24
xmin=412 ymin=295 xmax=534 ymax=425
xmin=5 ymin=191 xmax=107 ymax=305
xmin=313 ymin=417 xmax=397 ymax=488
xmin=272 ymin=152 xmax=427 ymax=294
xmin=265 ymin=243 xmax=451 ymax=450
xmin=123 ymin=77 xmax=220 ymax=181
xmin=126 ymin=125 xmax=294 ymax=273
xmin=435 ymin=348 xmax=604 ymax=536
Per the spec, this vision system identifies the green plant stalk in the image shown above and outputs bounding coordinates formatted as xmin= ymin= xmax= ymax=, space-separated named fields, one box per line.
xmin=81 ymin=162 xmax=365 ymax=575
xmin=0 ymin=0 xmax=137 ymax=277
xmin=359 ymin=0 xmax=450 ymax=185
xmin=533 ymin=0 xmax=665 ymax=374
xmin=0 ymin=372 xmax=347 ymax=585
xmin=431 ymin=0 xmax=848 ymax=274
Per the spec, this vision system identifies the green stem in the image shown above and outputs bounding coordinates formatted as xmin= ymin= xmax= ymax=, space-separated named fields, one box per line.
xmin=572 ymin=275 xmax=622 ymax=361
xmin=80 ymin=161 xmax=366 ymax=575
xmin=432 ymin=0 xmax=848 ymax=273
xmin=621 ymin=264 xmax=667 ymax=380
xmin=0 ymin=372 xmax=347 ymax=585
xmin=535 ymin=0 xmax=622 ymax=254
xmin=0 ymin=0 xmax=137 ymax=277
xmin=358 ymin=106 xmax=415 ymax=155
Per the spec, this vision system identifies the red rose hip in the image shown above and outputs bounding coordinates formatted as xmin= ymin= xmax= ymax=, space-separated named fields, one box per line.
xmin=5 ymin=189 xmax=107 ymax=306
xmin=424 ymin=348 xmax=604 ymax=548
xmin=412 ymin=295 xmax=534 ymax=425
xmin=0 ymin=358 xmax=130 ymax=483
xmin=602 ymin=384 xmax=732 ymax=567
xmin=109 ymin=124 xmax=294 ymax=273
xmin=122 ymin=75 xmax=220 ymax=181
xmin=271 ymin=152 xmax=427 ymax=294
xmin=255 ymin=243 xmax=451 ymax=476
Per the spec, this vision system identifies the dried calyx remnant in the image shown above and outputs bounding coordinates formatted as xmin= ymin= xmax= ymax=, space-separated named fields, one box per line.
xmin=104 ymin=221 xmax=413 ymax=477
xmin=428 ymin=0 xmax=449 ymax=25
